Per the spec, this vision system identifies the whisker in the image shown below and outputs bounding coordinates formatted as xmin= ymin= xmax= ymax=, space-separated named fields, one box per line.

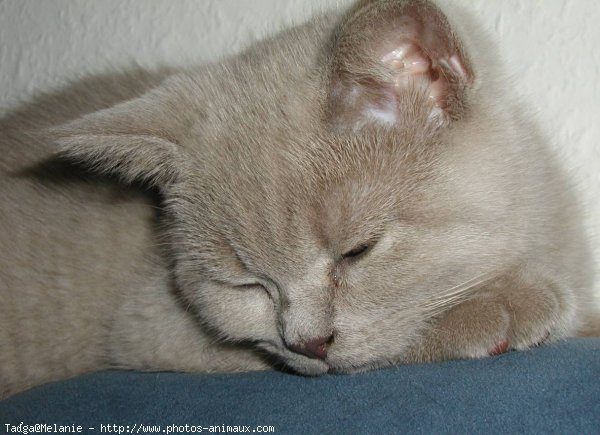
xmin=420 ymin=272 xmax=497 ymax=315
xmin=427 ymin=272 xmax=495 ymax=302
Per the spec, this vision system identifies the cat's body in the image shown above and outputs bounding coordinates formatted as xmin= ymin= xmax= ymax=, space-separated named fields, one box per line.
xmin=0 ymin=0 xmax=596 ymax=399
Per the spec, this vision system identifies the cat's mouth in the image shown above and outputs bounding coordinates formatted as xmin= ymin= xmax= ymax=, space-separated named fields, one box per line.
xmin=257 ymin=342 xmax=331 ymax=375
xmin=254 ymin=339 xmax=404 ymax=376
xmin=258 ymin=340 xmax=387 ymax=376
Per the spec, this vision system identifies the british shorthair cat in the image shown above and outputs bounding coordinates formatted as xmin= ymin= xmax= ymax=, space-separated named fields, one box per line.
xmin=0 ymin=0 xmax=596 ymax=398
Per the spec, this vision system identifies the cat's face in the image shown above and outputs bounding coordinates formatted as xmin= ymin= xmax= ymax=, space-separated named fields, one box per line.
xmin=168 ymin=116 xmax=511 ymax=374
xmin=53 ymin=0 xmax=515 ymax=373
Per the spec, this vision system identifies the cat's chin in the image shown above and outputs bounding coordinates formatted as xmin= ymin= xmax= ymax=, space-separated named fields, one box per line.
xmin=257 ymin=342 xmax=330 ymax=376
xmin=257 ymin=344 xmax=396 ymax=376
xmin=289 ymin=356 xmax=394 ymax=376
xmin=283 ymin=356 xmax=330 ymax=376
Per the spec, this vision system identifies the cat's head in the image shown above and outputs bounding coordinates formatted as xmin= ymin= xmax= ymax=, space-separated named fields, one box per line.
xmin=51 ymin=0 xmax=521 ymax=374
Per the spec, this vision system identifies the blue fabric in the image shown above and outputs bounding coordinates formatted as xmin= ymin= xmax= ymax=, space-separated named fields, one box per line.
xmin=1 ymin=338 xmax=599 ymax=434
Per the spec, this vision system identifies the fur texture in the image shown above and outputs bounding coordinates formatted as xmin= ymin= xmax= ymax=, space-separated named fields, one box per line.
xmin=0 ymin=0 xmax=596 ymax=399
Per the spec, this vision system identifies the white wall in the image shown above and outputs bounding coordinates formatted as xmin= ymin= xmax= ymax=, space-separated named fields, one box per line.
xmin=1 ymin=0 xmax=598 ymax=298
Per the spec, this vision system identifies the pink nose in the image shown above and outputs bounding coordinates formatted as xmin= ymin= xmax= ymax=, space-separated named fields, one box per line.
xmin=289 ymin=335 xmax=332 ymax=360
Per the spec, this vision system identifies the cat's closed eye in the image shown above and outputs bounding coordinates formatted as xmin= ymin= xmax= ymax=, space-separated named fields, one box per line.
xmin=342 ymin=242 xmax=374 ymax=260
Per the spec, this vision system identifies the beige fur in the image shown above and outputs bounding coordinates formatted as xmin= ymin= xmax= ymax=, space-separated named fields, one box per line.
xmin=0 ymin=0 xmax=596 ymax=399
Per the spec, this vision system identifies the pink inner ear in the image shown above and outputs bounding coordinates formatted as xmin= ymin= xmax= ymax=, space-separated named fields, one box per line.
xmin=379 ymin=16 xmax=468 ymax=111
xmin=328 ymin=3 xmax=472 ymax=130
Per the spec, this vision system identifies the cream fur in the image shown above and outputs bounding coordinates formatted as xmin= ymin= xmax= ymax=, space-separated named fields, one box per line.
xmin=0 ymin=0 xmax=596 ymax=398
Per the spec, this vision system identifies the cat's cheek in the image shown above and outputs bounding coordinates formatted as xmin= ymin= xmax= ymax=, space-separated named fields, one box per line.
xmin=191 ymin=281 xmax=279 ymax=343
xmin=324 ymin=311 xmax=425 ymax=373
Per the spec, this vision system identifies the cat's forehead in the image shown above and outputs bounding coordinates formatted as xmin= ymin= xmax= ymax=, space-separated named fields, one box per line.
xmin=295 ymin=124 xmax=439 ymax=183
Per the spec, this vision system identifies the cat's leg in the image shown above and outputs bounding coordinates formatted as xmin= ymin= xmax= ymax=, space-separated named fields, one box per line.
xmin=406 ymin=267 xmax=577 ymax=362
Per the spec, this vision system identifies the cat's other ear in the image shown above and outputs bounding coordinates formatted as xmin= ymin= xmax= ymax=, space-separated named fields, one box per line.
xmin=49 ymin=81 xmax=194 ymax=188
xmin=327 ymin=0 xmax=474 ymax=130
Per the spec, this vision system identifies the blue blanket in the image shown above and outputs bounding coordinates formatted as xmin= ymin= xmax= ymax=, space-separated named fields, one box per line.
xmin=1 ymin=338 xmax=598 ymax=434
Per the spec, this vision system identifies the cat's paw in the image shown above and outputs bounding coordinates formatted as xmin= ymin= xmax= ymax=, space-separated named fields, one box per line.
xmin=407 ymin=274 xmax=563 ymax=362
xmin=501 ymin=282 xmax=558 ymax=351
xmin=425 ymin=295 xmax=514 ymax=360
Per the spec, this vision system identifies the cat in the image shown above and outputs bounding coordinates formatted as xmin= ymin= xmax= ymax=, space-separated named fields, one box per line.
xmin=0 ymin=0 xmax=597 ymax=399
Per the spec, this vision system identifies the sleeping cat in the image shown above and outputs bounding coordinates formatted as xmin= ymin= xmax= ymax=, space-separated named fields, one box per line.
xmin=0 ymin=0 xmax=597 ymax=399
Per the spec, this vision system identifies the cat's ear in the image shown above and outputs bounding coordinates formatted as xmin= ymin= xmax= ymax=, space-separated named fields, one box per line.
xmin=327 ymin=0 xmax=473 ymax=130
xmin=49 ymin=83 xmax=193 ymax=187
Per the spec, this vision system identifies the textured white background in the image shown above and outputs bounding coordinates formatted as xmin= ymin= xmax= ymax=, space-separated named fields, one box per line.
xmin=0 ymin=0 xmax=598 ymax=298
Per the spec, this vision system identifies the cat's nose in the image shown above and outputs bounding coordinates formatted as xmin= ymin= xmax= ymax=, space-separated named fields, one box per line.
xmin=289 ymin=335 xmax=333 ymax=360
